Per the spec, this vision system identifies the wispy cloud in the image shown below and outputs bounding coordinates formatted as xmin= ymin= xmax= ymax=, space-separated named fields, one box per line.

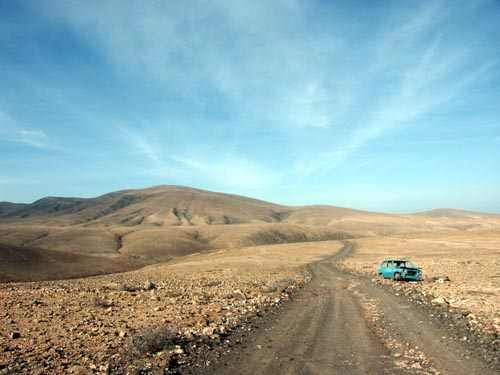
xmin=41 ymin=0 xmax=497 ymax=177
xmin=117 ymin=124 xmax=279 ymax=191
xmin=0 ymin=109 xmax=55 ymax=149
xmin=6 ymin=0 xmax=497 ymax=208
xmin=170 ymin=155 xmax=280 ymax=190
xmin=116 ymin=124 xmax=162 ymax=165
xmin=272 ymin=82 xmax=333 ymax=129
xmin=293 ymin=2 xmax=498 ymax=175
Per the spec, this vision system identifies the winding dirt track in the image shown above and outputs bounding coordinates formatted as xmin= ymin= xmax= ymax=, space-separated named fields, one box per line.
xmin=204 ymin=243 xmax=496 ymax=375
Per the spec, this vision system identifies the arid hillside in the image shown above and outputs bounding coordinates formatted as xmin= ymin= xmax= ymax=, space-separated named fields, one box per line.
xmin=1 ymin=187 xmax=499 ymax=374
xmin=0 ymin=185 xmax=382 ymax=227
xmin=3 ymin=185 xmax=499 ymax=230
xmin=0 ymin=186 xmax=289 ymax=226
xmin=1 ymin=185 xmax=500 ymax=282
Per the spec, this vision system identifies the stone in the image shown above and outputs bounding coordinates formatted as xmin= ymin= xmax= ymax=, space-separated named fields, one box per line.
xmin=173 ymin=346 xmax=184 ymax=355
xmin=69 ymin=365 xmax=90 ymax=375
xmin=262 ymin=285 xmax=277 ymax=293
xmin=433 ymin=276 xmax=450 ymax=283
xmin=202 ymin=327 xmax=215 ymax=336
xmin=144 ymin=280 xmax=156 ymax=290
xmin=232 ymin=290 xmax=246 ymax=300
xmin=9 ymin=332 xmax=21 ymax=339
xmin=431 ymin=296 xmax=449 ymax=305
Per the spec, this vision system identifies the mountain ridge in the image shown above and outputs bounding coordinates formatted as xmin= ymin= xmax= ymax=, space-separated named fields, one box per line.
xmin=1 ymin=185 xmax=498 ymax=226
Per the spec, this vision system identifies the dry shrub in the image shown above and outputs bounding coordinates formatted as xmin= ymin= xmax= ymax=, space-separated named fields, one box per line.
xmin=120 ymin=283 xmax=140 ymax=292
xmin=128 ymin=327 xmax=178 ymax=356
xmin=93 ymin=297 xmax=113 ymax=308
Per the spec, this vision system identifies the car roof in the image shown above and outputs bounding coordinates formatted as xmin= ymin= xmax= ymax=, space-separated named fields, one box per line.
xmin=382 ymin=259 xmax=407 ymax=262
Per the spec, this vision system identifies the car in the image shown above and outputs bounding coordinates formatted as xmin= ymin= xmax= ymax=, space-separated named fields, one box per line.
xmin=378 ymin=259 xmax=422 ymax=281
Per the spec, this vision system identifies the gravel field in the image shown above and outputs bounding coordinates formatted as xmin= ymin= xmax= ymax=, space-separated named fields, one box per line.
xmin=0 ymin=241 xmax=341 ymax=374
xmin=339 ymin=232 xmax=500 ymax=333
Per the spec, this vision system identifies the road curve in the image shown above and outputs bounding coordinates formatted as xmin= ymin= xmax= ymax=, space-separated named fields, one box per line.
xmin=199 ymin=243 xmax=496 ymax=375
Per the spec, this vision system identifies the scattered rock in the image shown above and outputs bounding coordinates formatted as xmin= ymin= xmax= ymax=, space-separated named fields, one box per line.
xmin=172 ymin=346 xmax=184 ymax=355
xmin=103 ymin=282 xmax=121 ymax=290
xmin=262 ymin=285 xmax=278 ymax=293
xmin=0 ymin=245 xmax=312 ymax=374
xmin=431 ymin=296 xmax=449 ymax=305
xmin=232 ymin=289 xmax=246 ymax=300
xmin=431 ymin=276 xmax=451 ymax=283
xmin=144 ymin=280 xmax=156 ymax=290
xmin=69 ymin=365 xmax=91 ymax=374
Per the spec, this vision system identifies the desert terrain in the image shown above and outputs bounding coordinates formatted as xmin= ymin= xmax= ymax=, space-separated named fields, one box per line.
xmin=339 ymin=231 xmax=500 ymax=326
xmin=1 ymin=185 xmax=499 ymax=374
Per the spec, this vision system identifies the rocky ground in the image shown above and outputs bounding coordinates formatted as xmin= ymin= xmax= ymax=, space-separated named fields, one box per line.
xmin=0 ymin=241 xmax=341 ymax=374
xmin=183 ymin=243 xmax=498 ymax=375
xmin=338 ymin=233 xmax=500 ymax=368
xmin=339 ymin=233 xmax=500 ymax=327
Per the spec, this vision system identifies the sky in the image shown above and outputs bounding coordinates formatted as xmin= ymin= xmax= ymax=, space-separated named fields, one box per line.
xmin=1 ymin=0 xmax=500 ymax=213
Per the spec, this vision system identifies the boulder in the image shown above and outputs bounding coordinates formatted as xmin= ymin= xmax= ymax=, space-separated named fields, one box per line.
xmin=431 ymin=296 xmax=449 ymax=305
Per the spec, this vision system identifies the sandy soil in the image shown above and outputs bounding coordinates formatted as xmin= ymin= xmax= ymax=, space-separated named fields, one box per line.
xmin=339 ymin=232 xmax=500 ymax=332
xmin=0 ymin=241 xmax=341 ymax=374
xmin=203 ymin=245 xmax=496 ymax=375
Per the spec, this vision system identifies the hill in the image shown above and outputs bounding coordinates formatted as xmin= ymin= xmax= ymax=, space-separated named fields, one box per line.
xmin=1 ymin=185 xmax=386 ymax=228
xmin=1 ymin=185 xmax=500 ymax=282
xmin=412 ymin=208 xmax=498 ymax=218
xmin=0 ymin=243 xmax=147 ymax=282
xmin=0 ymin=202 xmax=27 ymax=216
xmin=0 ymin=185 xmax=290 ymax=226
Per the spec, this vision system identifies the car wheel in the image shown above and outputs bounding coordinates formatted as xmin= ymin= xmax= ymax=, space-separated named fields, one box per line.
xmin=394 ymin=272 xmax=401 ymax=281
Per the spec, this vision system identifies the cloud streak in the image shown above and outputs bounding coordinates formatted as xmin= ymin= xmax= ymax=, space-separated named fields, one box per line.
xmin=2 ymin=0 xmax=499 ymax=208
xmin=293 ymin=1 xmax=498 ymax=176
xmin=118 ymin=124 xmax=279 ymax=191
xmin=0 ymin=110 xmax=55 ymax=149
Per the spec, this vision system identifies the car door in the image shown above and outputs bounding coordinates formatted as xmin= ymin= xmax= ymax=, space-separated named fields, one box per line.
xmin=385 ymin=261 xmax=395 ymax=278
xmin=382 ymin=261 xmax=391 ymax=277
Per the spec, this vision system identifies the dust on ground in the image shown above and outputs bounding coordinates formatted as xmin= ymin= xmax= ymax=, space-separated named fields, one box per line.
xmin=339 ymin=232 xmax=500 ymax=334
xmin=0 ymin=241 xmax=341 ymax=374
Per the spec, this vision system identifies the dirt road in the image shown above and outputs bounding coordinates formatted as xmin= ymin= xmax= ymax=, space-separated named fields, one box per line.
xmin=199 ymin=243 xmax=496 ymax=375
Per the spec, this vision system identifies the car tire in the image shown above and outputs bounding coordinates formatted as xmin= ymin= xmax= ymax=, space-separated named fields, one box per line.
xmin=394 ymin=272 xmax=401 ymax=281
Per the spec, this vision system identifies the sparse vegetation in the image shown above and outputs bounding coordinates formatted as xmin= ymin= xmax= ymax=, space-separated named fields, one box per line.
xmin=0 ymin=241 xmax=341 ymax=373
xmin=1 ymin=186 xmax=499 ymax=373
xmin=128 ymin=326 xmax=179 ymax=356
xmin=93 ymin=296 xmax=114 ymax=308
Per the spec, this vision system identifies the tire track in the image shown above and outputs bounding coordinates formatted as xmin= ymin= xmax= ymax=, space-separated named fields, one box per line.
xmin=199 ymin=242 xmax=497 ymax=375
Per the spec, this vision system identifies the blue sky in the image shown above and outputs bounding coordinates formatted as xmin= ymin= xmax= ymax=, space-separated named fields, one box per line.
xmin=1 ymin=0 xmax=500 ymax=212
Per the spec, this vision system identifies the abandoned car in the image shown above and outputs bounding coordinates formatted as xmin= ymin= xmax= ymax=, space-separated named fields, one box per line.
xmin=378 ymin=259 xmax=422 ymax=281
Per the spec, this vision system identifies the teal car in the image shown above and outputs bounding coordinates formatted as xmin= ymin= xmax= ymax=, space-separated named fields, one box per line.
xmin=378 ymin=259 xmax=422 ymax=281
